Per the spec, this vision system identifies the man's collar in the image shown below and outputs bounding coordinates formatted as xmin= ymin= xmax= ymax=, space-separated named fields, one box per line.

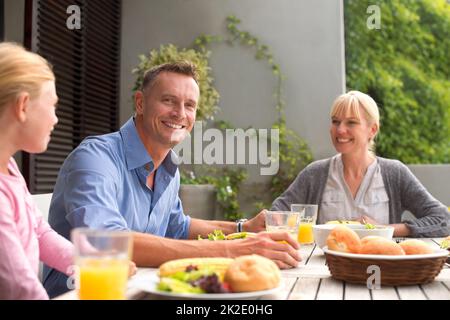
xmin=120 ymin=117 xmax=178 ymax=176
xmin=163 ymin=150 xmax=179 ymax=177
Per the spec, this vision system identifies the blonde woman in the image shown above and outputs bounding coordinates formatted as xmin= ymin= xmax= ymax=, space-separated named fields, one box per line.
xmin=0 ymin=43 xmax=75 ymax=299
xmin=271 ymin=91 xmax=449 ymax=237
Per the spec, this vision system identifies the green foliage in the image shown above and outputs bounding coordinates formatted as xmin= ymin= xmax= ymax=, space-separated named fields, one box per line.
xmin=181 ymin=166 xmax=248 ymax=221
xmin=132 ymin=44 xmax=219 ymax=121
xmin=345 ymin=0 xmax=450 ymax=163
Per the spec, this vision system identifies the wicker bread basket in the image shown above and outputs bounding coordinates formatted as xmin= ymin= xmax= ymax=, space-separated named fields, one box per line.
xmin=323 ymin=247 xmax=448 ymax=286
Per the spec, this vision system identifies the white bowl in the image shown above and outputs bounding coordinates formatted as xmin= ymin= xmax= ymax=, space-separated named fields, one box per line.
xmin=313 ymin=224 xmax=395 ymax=248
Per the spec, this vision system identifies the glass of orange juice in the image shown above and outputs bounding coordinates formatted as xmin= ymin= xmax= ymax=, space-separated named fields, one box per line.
xmin=71 ymin=228 xmax=132 ymax=300
xmin=291 ymin=204 xmax=318 ymax=245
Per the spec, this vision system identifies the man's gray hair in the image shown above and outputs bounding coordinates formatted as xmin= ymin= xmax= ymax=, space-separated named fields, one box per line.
xmin=141 ymin=61 xmax=199 ymax=91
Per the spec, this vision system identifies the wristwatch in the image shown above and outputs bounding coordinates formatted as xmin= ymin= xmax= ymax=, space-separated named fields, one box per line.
xmin=236 ymin=218 xmax=248 ymax=233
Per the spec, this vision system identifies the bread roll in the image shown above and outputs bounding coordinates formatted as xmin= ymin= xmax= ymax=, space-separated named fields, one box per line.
xmin=359 ymin=237 xmax=405 ymax=255
xmin=326 ymin=225 xmax=362 ymax=253
xmin=399 ymin=239 xmax=434 ymax=255
xmin=224 ymin=255 xmax=280 ymax=292
xmin=361 ymin=236 xmax=387 ymax=246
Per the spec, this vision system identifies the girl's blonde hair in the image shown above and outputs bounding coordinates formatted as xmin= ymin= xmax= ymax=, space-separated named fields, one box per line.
xmin=330 ymin=90 xmax=380 ymax=154
xmin=0 ymin=42 xmax=54 ymax=114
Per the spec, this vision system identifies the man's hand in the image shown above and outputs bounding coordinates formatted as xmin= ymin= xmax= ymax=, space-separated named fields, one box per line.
xmin=243 ymin=209 xmax=267 ymax=233
xmin=228 ymin=231 xmax=301 ymax=269
xmin=128 ymin=261 xmax=137 ymax=278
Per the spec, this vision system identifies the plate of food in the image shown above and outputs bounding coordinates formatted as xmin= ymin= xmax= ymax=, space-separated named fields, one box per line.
xmin=132 ymin=255 xmax=282 ymax=300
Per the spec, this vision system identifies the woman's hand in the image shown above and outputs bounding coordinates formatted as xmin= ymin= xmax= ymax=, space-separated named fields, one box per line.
xmin=358 ymin=215 xmax=380 ymax=225
xmin=359 ymin=215 xmax=411 ymax=237
xmin=243 ymin=209 xmax=268 ymax=233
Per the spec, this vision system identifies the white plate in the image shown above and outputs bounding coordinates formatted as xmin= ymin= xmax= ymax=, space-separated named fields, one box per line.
xmin=131 ymin=273 xmax=281 ymax=300
xmin=323 ymin=246 xmax=449 ymax=260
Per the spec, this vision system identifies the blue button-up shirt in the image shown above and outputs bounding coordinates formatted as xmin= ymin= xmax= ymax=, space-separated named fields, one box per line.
xmin=43 ymin=117 xmax=190 ymax=297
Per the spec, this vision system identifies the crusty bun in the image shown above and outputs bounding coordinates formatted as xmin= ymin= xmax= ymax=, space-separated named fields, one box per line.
xmin=360 ymin=236 xmax=387 ymax=246
xmin=224 ymin=255 xmax=280 ymax=292
xmin=399 ymin=239 xmax=434 ymax=255
xmin=359 ymin=237 xmax=405 ymax=255
xmin=326 ymin=225 xmax=362 ymax=253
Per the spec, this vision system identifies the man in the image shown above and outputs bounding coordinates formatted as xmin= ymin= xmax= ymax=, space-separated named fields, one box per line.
xmin=43 ymin=62 xmax=300 ymax=297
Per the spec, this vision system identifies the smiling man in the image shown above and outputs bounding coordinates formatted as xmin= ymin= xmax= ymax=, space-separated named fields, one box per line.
xmin=43 ymin=62 xmax=301 ymax=298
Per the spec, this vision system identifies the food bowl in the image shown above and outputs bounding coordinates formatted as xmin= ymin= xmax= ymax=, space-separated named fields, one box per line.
xmin=313 ymin=224 xmax=394 ymax=248
xmin=323 ymin=247 xmax=449 ymax=286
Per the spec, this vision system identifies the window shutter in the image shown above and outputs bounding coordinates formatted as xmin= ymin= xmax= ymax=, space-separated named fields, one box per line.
xmin=0 ymin=0 xmax=4 ymax=40
xmin=23 ymin=0 xmax=121 ymax=193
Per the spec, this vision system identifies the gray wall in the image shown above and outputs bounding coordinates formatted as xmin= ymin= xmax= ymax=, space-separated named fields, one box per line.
xmin=4 ymin=0 xmax=25 ymax=167
xmin=120 ymin=0 xmax=345 ymax=161
xmin=4 ymin=0 xmax=24 ymax=44
xmin=408 ymin=165 xmax=450 ymax=206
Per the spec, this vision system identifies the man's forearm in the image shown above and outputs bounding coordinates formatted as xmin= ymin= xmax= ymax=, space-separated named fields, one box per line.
xmin=131 ymin=231 xmax=232 ymax=267
xmin=187 ymin=218 xmax=237 ymax=239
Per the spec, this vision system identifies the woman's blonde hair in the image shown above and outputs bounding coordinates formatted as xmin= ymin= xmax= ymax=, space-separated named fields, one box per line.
xmin=0 ymin=42 xmax=54 ymax=114
xmin=330 ymin=90 xmax=380 ymax=154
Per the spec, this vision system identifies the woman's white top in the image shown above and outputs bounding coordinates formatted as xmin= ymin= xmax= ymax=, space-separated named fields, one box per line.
xmin=319 ymin=154 xmax=390 ymax=224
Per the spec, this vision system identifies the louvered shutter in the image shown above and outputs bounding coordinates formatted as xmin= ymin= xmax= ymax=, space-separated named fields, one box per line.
xmin=23 ymin=0 xmax=121 ymax=193
xmin=0 ymin=0 xmax=4 ymax=40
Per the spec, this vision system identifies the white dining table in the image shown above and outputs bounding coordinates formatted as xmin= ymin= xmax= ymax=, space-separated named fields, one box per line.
xmin=55 ymin=237 xmax=449 ymax=300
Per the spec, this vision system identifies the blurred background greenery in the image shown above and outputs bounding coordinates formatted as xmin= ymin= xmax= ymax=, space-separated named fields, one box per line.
xmin=345 ymin=0 xmax=450 ymax=164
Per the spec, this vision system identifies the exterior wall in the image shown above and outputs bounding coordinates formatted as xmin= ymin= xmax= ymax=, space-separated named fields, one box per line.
xmin=4 ymin=0 xmax=24 ymax=43
xmin=407 ymin=165 xmax=450 ymax=205
xmin=120 ymin=0 xmax=345 ymax=161
xmin=4 ymin=0 xmax=25 ymax=167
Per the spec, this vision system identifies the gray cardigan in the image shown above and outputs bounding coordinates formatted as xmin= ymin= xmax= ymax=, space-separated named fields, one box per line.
xmin=271 ymin=157 xmax=449 ymax=237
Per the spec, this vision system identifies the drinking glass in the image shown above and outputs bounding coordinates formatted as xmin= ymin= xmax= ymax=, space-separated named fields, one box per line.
xmin=72 ymin=228 xmax=132 ymax=300
xmin=265 ymin=210 xmax=303 ymax=239
xmin=291 ymin=204 xmax=318 ymax=244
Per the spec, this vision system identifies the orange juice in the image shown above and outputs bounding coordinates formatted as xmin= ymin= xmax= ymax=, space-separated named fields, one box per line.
xmin=298 ymin=223 xmax=314 ymax=244
xmin=77 ymin=258 xmax=128 ymax=300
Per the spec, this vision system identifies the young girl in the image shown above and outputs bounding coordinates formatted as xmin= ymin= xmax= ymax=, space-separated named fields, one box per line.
xmin=0 ymin=42 xmax=74 ymax=299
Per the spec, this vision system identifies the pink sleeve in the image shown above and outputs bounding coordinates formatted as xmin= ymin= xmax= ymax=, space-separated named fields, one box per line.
xmin=0 ymin=199 xmax=49 ymax=300
xmin=35 ymin=210 xmax=74 ymax=275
